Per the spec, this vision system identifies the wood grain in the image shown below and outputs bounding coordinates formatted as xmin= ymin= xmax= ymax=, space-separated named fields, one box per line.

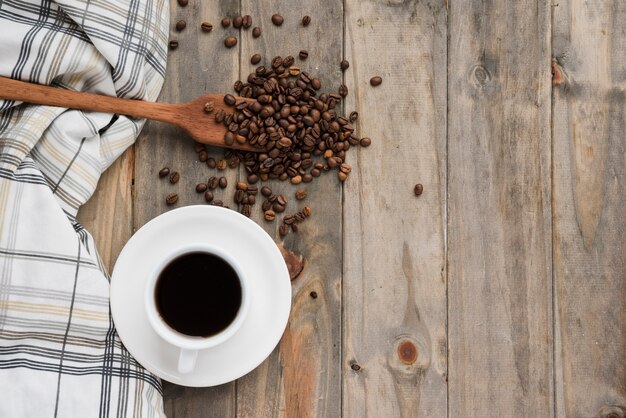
xmin=342 ymin=1 xmax=448 ymax=417
xmin=77 ymin=147 xmax=134 ymax=273
xmin=133 ymin=0 xmax=241 ymax=416
xmin=552 ymin=1 xmax=626 ymax=416
xmin=447 ymin=1 xmax=553 ymax=416
xmin=235 ymin=2 xmax=343 ymax=417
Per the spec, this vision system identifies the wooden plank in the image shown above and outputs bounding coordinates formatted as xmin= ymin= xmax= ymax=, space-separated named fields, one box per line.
xmin=235 ymin=3 xmax=343 ymax=418
xmin=76 ymin=147 xmax=134 ymax=273
xmin=342 ymin=1 xmax=448 ymax=417
xmin=133 ymin=0 xmax=240 ymax=415
xmin=447 ymin=1 xmax=553 ymax=416
xmin=552 ymin=1 xmax=626 ymax=416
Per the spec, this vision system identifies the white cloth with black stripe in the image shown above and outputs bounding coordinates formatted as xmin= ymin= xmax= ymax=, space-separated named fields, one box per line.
xmin=0 ymin=0 xmax=168 ymax=416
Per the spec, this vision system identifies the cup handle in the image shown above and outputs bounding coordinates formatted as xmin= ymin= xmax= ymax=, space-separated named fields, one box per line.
xmin=178 ymin=348 xmax=198 ymax=374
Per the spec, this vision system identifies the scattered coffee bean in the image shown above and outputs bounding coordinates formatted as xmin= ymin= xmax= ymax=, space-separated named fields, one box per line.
xmin=218 ymin=176 xmax=228 ymax=188
xmin=195 ymin=183 xmax=207 ymax=193
xmin=159 ymin=167 xmax=170 ymax=178
xmin=175 ymin=20 xmax=187 ymax=31
xmin=277 ymin=194 xmax=288 ymax=206
xmin=303 ymin=206 xmax=312 ymax=217
xmin=201 ymin=22 xmax=213 ymax=32
xmin=310 ymin=291 xmax=317 ymax=299
xmin=223 ymin=94 xmax=236 ymax=106
xmin=166 ymin=193 xmax=179 ymax=205
xmin=290 ymin=175 xmax=302 ymax=185
xmin=262 ymin=199 xmax=272 ymax=211
xmin=241 ymin=204 xmax=251 ymax=217
xmin=370 ymin=76 xmax=383 ymax=86
xmin=360 ymin=137 xmax=371 ymax=147
xmin=414 ymin=183 xmax=423 ymax=196
xmin=271 ymin=14 xmax=284 ymax=26
xmin=252 ymin=27 xmax=262 ymax=38
xmin=261 ymin=186 xmax=272 ymax=197
xmin=194 ymin=142 xmax=205 ymax=153
xmin=299 ymin=50 xmax=309 ymax=60
xmin=233 ymin=15 xmax=243 ymax=29
xmin=283 ymin=56 xmax=295 ymax=67
xmin=169 ymin=171 xmax=180 ymax=184
xmin=340 ymin=59 xmax=349 ymax=71
xmin=217 ymin=159 xmax=227 ymax=170
xmin=247 ymin=174 xmax=259 ymax=184
xmin=212 ymin=200 xmax=224 ymax=207
xmin=204 ymin=191 xmax=214 ymax=202
xmin=236 ymin=181 xmax=248 ymax=191
xmin=247 ymin=185 xmax=258 ymax=194
xmin=311 ymin=78 xmax=321 ymax=90
xmin=177 ymin=0 xmax=188 ymax=6
xmin=349 ymin=111 xmax=358 ymax=123
xmin=199 ymin=151 xmax=209 ymax=162
xmin=169 ymin=40 xmax=179 ymax=50
xmin=340 ymin=163 xmax=351 ymax=174
xmin=208 ymin=176 xmax=218 ymax=189
xmin=251 ymin=54 xmax=262 ymax=65
xmin=264 ymin=210 xmax=276 ymax=221
xmin=337 ymin=171 xmax=348 ymax=182
xmin=273 ymin=203 xmax=285 ymax=213
xmin=224 ymin=36 xmax=237 ymax=48
xmin=207 ymin=157 xmax=217 ymax=169
xmin=295 ymin=189 xmax=307 ymax=200
xmin=279 ymin=224 xmax=288 ymax=237
xmin=271 ymin=55 xmax=282 ymax=68
xmin=339 ymin=84 xmax=348 ymax=97
xmin=302 ymin=15 xmax=311 ymax=26
xmin=221 ymin=18 xmax=231 ymax=27
xmin=291 ymin=223 xmax=299 ymax=232
xmin=204 ymin=101 xmax=215 ymax=113
xmin=242 ymin=15 xmax=252 ymax=29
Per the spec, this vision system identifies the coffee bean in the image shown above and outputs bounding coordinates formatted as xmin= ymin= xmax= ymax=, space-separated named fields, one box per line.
xmin=360 ymin=137 xmax=371 ymax=147
xmin=302 ymin=173 xmax=313 ymax=183
xmin=340 ymin=163 xmax=351 ymax=174
xmin=236 ymin=181 xmax=248 ymax=191
xmin=224 ymin=132 xmax=235 ymax=146
xmin=251 ymin=54 xmax=262 ymax=65
xmin=169 ymin=40 xmax=179 ymax=50
xmin=252 ymin=27 xmax=262 ymax=38
xmin=242 ymin=15 xmax=252 ymax=29
xmin=273 ymin=203 xmax=285 ymax=213
xmin=204 ymin=101 xmax=215 ymax=113
xmin=241 ymin=204 xmax=251 ymax=217
xmin=224 ymin=94 xmax=236 ymax=106
xmin=264 ymin=210 xmax=276 ymax=221
xmin=414 ymin=183 xmax=423 ymax=196
xmin=169 ymin=171 xmax=180 ymax=184
xmin=204 ymin=191 xmax=214 ymax=202
xmin=175 ymin=20 xmax=187 ymax=31
xmin=310 ymin=168 xmax=321 ymax=177
xmin=303 ymin=206 xmax=312 ymax=217
xmin=196 ymin=183 xmax=207 ymax=193
xmin=208 ymin=176 xmax=219 ymax=189
xmin=221 ymin=18 xmax=231 ymax=27
xmin=271 ymin=56 xmax=282 ymax=69
xmin=234 ymin=189 xmax=245 ymax=203
xmin=349 ymin=111 xmax=358 ymax=123
xmin=283 ymin=56 xmax=295 ymax=67
xmin=218 ymin=177 xmax=228 ymax=188
xmin=299 ymin=50 xmax=309 ymax=60
xmin=283 ymin=215 xmax=295 ymax=225
xmin=224 ymin=36 xmax=238 ymax=48
xmin=198 ymin=150 xmax=208 ymax=162
xmin=271 ymin=14 xmax=284 ymax=26
xmin=159 ymin=167 xmax=170 ymax=178
xmin=302 ymin=15 xmax=311 ymax=26
xmin=311 ymin=78 xmax=321 ymax=90
xmin=215 ymin=109 xmax=225 ymax=123
xmin=289 ymin=223 xmax=298 ymax=232
xmin=166 ymin=193 xmax=179 ymax=205
xmin=233 ymin=15 xmax=243 ymax=29
xmin=262 ymin=200 xmax=272 ymax=211
xmin=295 ymin=189 xmax=307 ymax=200
xmin=370 ymin=76 xmax=383 ymax=86
xmin=290 ymin=175 xmax=302 ymax=185
xmin=288 ymin=66 xmax=300 ymax=76
xmin=247 ymin=174 xmax=259 ymax=184
xmin=339 ymin=84 xmax=348 ymax=97
xmin=310 ymin=291 xmax=317 ymax=299
xmin=206 ymin=157 xmax=217 ymax=169
xmin=261 ymin=186 xmax=272 ymax=197
xmin=201 ymin=22 xmax=213 ymax=32
xmin=337 ymin=171 xmax=348 ymax=182
xmin=340 ymin=59 xmax=349 ymax=71
xmin=212 ymin=200 xmax=224 ymax=207
xmin=279 ymin=224 xmax=288 ymax=237
xmin=277 ymin=194 xmax=288 ymax=206
xmin=177 ymin=0 xmax=187 ymax=6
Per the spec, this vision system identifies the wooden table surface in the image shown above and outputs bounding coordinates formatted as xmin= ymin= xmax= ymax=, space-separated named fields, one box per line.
xmin=77 ymin=0 xmax=626 ymax=417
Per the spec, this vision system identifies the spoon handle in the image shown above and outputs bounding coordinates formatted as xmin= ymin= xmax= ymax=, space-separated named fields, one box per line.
xmin=0 ymin=76 xmax=181 ymax=123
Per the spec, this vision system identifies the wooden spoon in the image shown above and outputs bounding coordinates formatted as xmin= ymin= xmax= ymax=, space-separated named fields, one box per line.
xmin=0 ymin=76 xmax=257 ymax=152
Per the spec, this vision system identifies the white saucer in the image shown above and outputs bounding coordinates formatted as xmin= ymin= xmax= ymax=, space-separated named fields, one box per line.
xmin=110 ymin=205 xmax=291 ymax=387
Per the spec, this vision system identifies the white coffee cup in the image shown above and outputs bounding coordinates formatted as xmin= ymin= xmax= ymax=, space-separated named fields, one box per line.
xmin=144 ymin=243 xmax=250 ymax=374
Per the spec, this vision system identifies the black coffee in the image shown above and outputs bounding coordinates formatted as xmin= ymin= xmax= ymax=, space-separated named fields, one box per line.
xmin=155 ymin=252 xmax=242 ymax=337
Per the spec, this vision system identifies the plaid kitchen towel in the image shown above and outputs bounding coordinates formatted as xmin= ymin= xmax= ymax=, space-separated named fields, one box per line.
xmin=0 ymin=0 xmax=168 ymax=416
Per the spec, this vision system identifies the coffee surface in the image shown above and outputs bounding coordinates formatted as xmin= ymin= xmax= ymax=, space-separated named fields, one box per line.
xmin=155 ymin=252 xmax=242 ymax=337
